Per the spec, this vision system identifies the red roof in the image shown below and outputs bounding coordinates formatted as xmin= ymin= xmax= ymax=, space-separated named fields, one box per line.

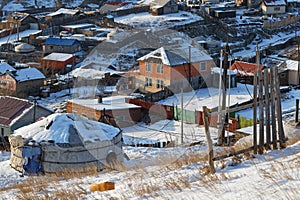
xmin=0 ymin=96 xmax=33 ymax=126
xmin=230 ymin=61 xmax=264 ymax=75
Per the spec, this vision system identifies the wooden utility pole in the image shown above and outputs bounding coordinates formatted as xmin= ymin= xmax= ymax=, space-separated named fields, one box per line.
xmin=264 ymin=69 xmax=271 ymax=150
xmin=218 ymin=43 xmax=230 ymax=145
xmin=253 ymin=45 xmax=259 ymax=154
xmin=217 ymin=49 xmax=223 ymax=145
xmin=274 ymin=67 xmax=286 ymax=148
xmin=257 ymin=46 xmax=264 ymax=154
xmin=253 ymin=72 xmax=258 ymax=154
xmin=203 ymin=106 xmax=215 ymax=174
xmin=181 ymin=88 xmax=184 ymax=145
xmin=296 ymin=99 xmax=299 ymax=123
xmin=270 ymin=67 xmax=277 ymax=149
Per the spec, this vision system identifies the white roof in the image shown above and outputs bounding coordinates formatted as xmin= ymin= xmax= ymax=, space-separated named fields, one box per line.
xmin=46 ymin=8 xmax=79 ymax=17
xmin=0 ymin=62 xmax=15 ymax=73
xmin=13 ymin=113 xmax=120 ymax=143
xmin=138 ymin=44 xmax=212 ymax=66
xmin=285 ymin=60 xmax=299 ymax=71
xmin=14 ymin=68 xmax=45 ymax=82
xmin=211 ymin=67 xmax=237 ymax=75
xmin=69 ymin=96 xmax=141 ymax=111
xmin=42 ymin=53 xmax=74 ymax=62
xmin=62 ymin=23 xmax=95 ymax=29
xmin=263 ymin=0 xmax=286 ymax=6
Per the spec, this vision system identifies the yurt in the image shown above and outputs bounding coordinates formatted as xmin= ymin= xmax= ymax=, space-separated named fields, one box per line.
xmin=9 ymin=113 xmax=123 ymax=174
xmin=14 ymin=43 xmax=35 ymax=53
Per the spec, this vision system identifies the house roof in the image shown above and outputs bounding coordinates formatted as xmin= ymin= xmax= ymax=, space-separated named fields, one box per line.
xmin=8 ymin=12 xmax=36 ymax=22
xmin=44 ymin=37 xmax=79 ymax=46
xmin=285 ymin=60 xmax=299 ymax=71
xmin=42 ymin=53 xmax=74 ymax=62
xmin=10 ymin=68 xmax=46 ymax=82
xmin=0 ymin=96 xmax=33 ymax=127
xmin=69 ymin=96 xmax=141 ymax=111
xmin=138 ymin=44 xmax=213 ymax=66
xmin=147 ymin=0 xmax=176 ymax=8
xmin=0 ymin=62 xmax=15 ymax=74
xmin=46 ymin=8 xmax=80 ymax=17
xmin=230 ymin=61 xmax=264 ymax=76
xmin=263 ymin=0 xmax=286 ymax=6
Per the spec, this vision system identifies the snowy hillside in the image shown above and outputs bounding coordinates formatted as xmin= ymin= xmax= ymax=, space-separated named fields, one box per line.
xmin=2 ymin=0 xmax=85 ymax=11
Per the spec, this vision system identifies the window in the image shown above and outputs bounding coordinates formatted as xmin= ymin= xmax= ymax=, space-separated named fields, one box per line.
xmin=200 ymin=62 xmax=206 ymax=71
xmin=156 ymin=79 xmax=164 ymax=89
xmin=146 ymin=77 xmax=152 ymax=86
xmin=146 ymin=63 xmax=152 ymax=72
xmin=1 ymin=128 xmax=4 ymax=137
xmin=274 ymin=7 xmax=280 ymax=11
xmin=156 ymin=63 xmax=163 ymax=74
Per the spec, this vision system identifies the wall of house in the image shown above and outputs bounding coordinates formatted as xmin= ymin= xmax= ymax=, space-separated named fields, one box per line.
xmin=262 ymin=5 xmax=285 ymax=15
xmin=288 ymin=70 xmax=298 ymax=85
xmin=16 ymin=79 xmax=44 ymax=98
xmin=41 ymin=56 xmax=75 ymax=75
xmin=67 ymin=102 xmax=141 ymax=128
xmin=0 ymin=74 xmax=17 ymax=96
xmin=43 ymin=43 xmax=80 ymax=54
xmin=11 ymin=106 xmax=53 ymax=133
xmin=138 ymin=60 xmax=213 ymax=92
xmin=0 ymin=125 xmax=12 ymax=137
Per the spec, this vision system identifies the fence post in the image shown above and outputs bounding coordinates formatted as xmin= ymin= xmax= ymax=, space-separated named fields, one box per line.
xmin=270 ymin=67 xmax=277 ymax=149
xmin=264 ymin=69 xmax=271 ymax=150
xmin=203 ymin=106 xmax=215 ymax=174
xmin=296 ymin=99 xmax=299 ymax=123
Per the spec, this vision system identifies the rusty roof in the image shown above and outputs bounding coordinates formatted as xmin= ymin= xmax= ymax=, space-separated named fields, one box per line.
xmin=230 ymin=61 xmax=264 ymax=75
xmin=0 ymin=96 xmax=33 ymax=127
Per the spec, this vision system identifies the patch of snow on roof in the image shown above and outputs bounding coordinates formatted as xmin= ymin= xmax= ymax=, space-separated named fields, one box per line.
xmin=0 ymin=62 xmax=15 ymax=73
xmin=14 ymin=68 xmax=45 ymax=82
xmin=42 ymin=53 xmax=74 ymax=62
xmin=13 ymin=113 xmax=120 ymax=143
xmin=285 ymin=60 xmax=299 ymax=71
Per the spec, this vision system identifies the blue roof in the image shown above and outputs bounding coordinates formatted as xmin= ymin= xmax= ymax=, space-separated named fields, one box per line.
xmin=44 ymin=37 xmax=79 ymax=46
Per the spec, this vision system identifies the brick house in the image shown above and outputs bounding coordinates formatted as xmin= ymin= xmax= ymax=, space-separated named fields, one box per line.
xmin=150 ymin=0 xmax=178 ymax=15
xmin=40 ymin=53 xmax=76 ymax=75
xmin=0 ymin=96 xmax=53 ymax=138
xmin=43 ymin=37 xmax=81 ymax=54
xmin=261 ymin=0 xmax=286 ymax=15
xmin=134 ymin=43 xmax=213 ymax=93
xmin=67 ymin=96 xmax=141 ymax=128
xmin=0 ymin=68 xmax=46 ymax=98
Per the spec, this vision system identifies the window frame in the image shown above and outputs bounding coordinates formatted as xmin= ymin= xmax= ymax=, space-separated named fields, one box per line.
xmin=146 ymin=62 xmax=152 ymax=72
xmin=156 ymin=63 xmax=163 ymax=74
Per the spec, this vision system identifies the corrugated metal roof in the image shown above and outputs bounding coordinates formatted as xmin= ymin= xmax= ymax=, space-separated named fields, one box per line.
xmin=230 ymin=61 xmax=264 ymax=74
xmin=44 ymin=37 xmax=79 ymax=46
xmin=0 ymin=62 xmax=15 ymax=74
xmin=0 ymin=96 xmax=33 ymax=126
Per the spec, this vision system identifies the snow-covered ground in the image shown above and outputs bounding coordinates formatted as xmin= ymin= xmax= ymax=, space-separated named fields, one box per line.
xmin=114 ymin=11 xmax=203 ymax=29
xmin=2 ymin=0 xmax=84 ymax=12
xmin=158 ymin=83 xmax=254 ymax=111
xmin=0 ymin=30 xmax=41 ymax=45
xmin=0 ymin=125 xmax=300 ymax=199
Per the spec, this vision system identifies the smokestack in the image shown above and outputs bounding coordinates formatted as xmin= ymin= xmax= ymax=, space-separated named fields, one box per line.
xmin=98 ymin=95 xmax=103 ymax=104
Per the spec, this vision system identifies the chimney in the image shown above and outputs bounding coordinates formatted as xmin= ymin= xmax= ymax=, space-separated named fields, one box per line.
xmin=98 ymin=95 xmax=103 ymax=103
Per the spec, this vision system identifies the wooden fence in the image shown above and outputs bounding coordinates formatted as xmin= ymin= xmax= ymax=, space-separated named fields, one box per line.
xmin=264 ymin=15 xmax=300 ymax=29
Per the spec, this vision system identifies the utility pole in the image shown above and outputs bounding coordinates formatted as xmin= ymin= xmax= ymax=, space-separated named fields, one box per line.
xmin=188 ymin=46 xmax=192 ymax=86
xmin=258 ymin=46 xmax=264 ymax=155
xmin=217 ymin=49 xmax=223 ymax=145
xmin=296 ymin=30 xmax=300 ymax=85
xmin=203 ymin=106 xmax=215 ymax=174
xmin=181 ymin=88 xmax=184 ymax=145
xmin=218 ymin=43 xmax=230 ymax=145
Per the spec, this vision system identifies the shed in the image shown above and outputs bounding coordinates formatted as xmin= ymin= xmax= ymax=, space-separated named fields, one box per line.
xmin=43 ymin=37 xmax=81 ymax=54
xmin=9 ymin=113 xmax=123 ymax=174
xmin=40 ymin=53 xmax=75 ymax=75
